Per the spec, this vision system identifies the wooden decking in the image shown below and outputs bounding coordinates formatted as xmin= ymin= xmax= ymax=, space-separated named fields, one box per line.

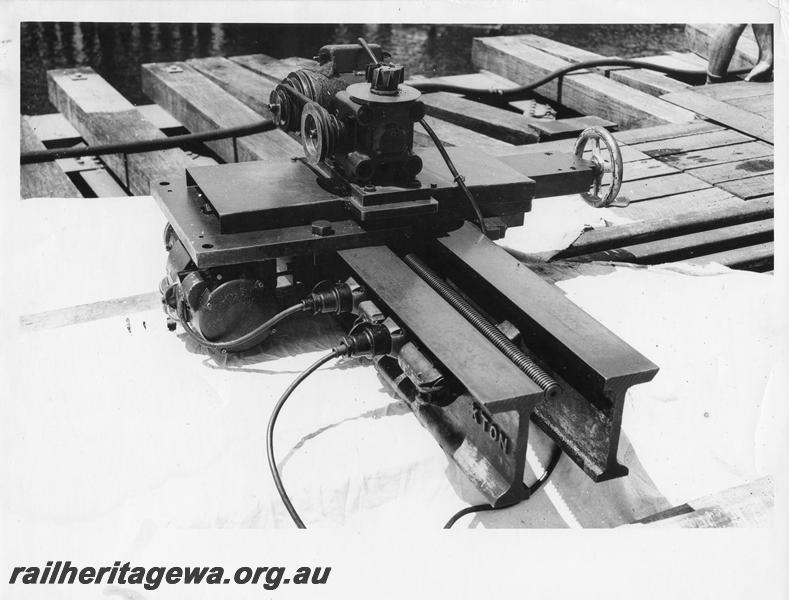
xmin=21 ymin=27 xmax=775 ymax=272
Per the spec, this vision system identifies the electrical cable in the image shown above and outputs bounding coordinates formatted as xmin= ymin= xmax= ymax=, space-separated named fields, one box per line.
xmin=443 ymin=442 xmax=563 ymax=529
xmin=277 ymin=81 xmax=314 ymax=106
xmin=418 ymin=118 xmax=488 ymax=236
xmin=20 ymin=119 xmax=278 ymax=165
xmin=409 ymin=58 xmax=753 ymax=100
xmin=176 ymin=300 xmax=306 ymax=353
xmin=267 ymin=348 xmax=346 ymax=529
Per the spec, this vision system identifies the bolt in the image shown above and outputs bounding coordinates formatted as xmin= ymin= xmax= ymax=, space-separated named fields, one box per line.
xmin=364 ymin=185 xmax=376 ymax=192
xmin=429 ymin=183 xmax=438 ymax=189
xmin=311 ymin=220 xmax=334 ymax=237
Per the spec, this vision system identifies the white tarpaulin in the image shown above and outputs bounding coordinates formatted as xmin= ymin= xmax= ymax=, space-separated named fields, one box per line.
xmin=1 ymin=196 xmax=779 ymax=533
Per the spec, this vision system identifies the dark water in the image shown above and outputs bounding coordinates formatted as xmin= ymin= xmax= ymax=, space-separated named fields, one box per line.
xmin=20 ymin=23 xmax=688 ymax=115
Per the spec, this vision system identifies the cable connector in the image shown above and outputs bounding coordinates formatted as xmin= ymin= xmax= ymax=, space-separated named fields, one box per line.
xmin=302 ymin=281 xmax=366 ymax=315
xmin=334 ymin=322 xmax=398 ymax=359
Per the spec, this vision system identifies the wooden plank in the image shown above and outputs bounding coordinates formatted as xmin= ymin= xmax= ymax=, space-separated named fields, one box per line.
xmin=717 ymin=173 xmax=773 ymax=199
xmin=609 ymin=68 xmax=691 ymax=98
xmin=728 ymin=94 xmax=773 ymax=119
xmin=658 ymin=141 xmax=773 ymax=171
xmin=511 ymin=34 xmax=691 ymax=97
xmin=613 ymin=121 xmax=722 ymax=145
xmin=488 ymin=138 xmax=649 ymax=163
xmin=582 ymin=219 xmax=773 ymax=264
xmin=187 ymin=56 xmax=278 ymax=119
xmin=639 ymin=476 xmax=773 ymax=527
xmin=412 ymin=115 xmax=512 ymax=153
xmin=688 ymin=156 xmax=773 ymax=184
xmin=617 ymin=172 xmax=710 ymax=204
xmin=420 ymin=91 xmax=539 ymax=144
xmin=693 ymin=81 xmax=773 ymax=102
xmin=136 ymin=103 xmax=184 ymax=131
xmin=141 ymin=61 xmax=301 ymax=163
xmin=472 ymin=36 xmax=697 ymax=128
xmin=556 ymin=196 xmax=773 ymax=258
xmin=79 ymin=167 xmax=128 ymax=197
xmin=47 ymin=67 xmax=190 ymax=196
xmin=519 ymin=115 xmax=616 ymax=141
xmin=610 ymin=187 xmax=742 ymax=221
xmin=685 ymin=24 xmax=758 ymax=71
xmin=662 ymin=89 xmax=773 ymax=143
xmin=632 ymin=129 xmax=753 ymax=157
xmin=229 ymin=54 xmax=318 ymax=83
xmin=663 ymin=51 xmax=710 ymax=69
xmin=409 ymin=71 xmax=556 ymax=118
xmin=621 ymin=158 xmax=678 ymax=181
xmin=687 ymin=241 xmax=774 ymax=271
xmin=30 ymin=106 xmax=184 ymax=146
xmin=26 ymin=113 xmax=82 ymax=147
xmin=409 ymin=69 xmax=520 ymax=90
xmin=635 ymin=53 xmax=704 ymax=71
xmin=19 ymin=291 xmax=161 ymax=331
xmin=514 ymin=34 xmax=601 ymax=64
xmin=20 ymin=115 xmax=82 ymax=198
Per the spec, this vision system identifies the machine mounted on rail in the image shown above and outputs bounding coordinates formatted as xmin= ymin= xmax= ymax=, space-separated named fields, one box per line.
xmin=152 ymin=40 xmax=658 ymax=521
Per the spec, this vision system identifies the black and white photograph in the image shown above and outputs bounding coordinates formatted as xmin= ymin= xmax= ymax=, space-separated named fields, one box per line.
xmin=2 ymin=2 xmax=787 ymax=598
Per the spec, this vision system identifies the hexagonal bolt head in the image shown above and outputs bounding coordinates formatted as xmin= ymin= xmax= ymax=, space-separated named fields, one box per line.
xmin=311 ymin=220 xmax=335 ymax=236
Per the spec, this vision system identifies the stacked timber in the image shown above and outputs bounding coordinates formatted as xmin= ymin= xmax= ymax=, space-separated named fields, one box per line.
xmin=19 ymin=28 xmax=774 ymax=272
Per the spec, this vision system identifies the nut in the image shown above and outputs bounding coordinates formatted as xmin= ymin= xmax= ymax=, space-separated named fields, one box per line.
xmin=311 ymin=220 xmax=334 ymax=237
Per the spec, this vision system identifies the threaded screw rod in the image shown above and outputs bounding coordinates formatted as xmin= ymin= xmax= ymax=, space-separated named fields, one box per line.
xmin=402 ymin=253 xmax=560 ymax=398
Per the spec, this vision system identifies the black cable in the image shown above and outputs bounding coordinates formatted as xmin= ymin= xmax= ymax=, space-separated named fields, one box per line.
xmin=409 ymin=58 xmax=753 ymax=101
xmin=443 ymin=503 xmax=498 ymax=529
xmin=267 ymin=349 xmax=344 ymax=529
xmin=443 ymin=443 xmax=562 ymax=529
xmin=277 ymin=81 xmax=314 ymax=106
xmin=525 ymin=441 xmax=563 ymax=497
xmin=176 ymin=300 xmax=306 ymax=353
xmin=418 ymin=118 xmax=488 ymax=236
xmin=20 ymin=119 xmax=278 ymax=164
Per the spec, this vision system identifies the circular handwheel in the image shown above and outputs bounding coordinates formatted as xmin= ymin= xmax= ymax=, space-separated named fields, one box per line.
xmin=573 ymin=126 xmax=623 ymax=208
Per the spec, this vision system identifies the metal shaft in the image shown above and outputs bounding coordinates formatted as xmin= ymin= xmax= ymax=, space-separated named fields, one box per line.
xmin=357 ymin=37 xmax=379 ymax=64
xmin=402 ymin=254 xmax=560 ymax=398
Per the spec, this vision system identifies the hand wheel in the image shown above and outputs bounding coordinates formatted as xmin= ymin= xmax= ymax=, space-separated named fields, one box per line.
xmin=573 ymin=127 xmax=624 ymax=208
